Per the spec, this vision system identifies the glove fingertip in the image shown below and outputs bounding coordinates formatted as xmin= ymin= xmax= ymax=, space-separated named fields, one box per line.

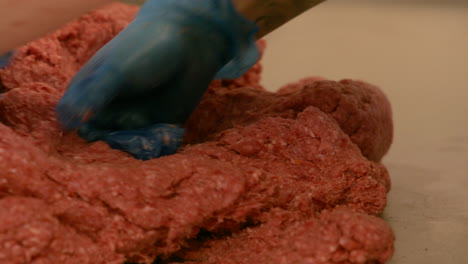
xmin=55 ymin=102 xmax=91 ymax=131
xmin=103 ymin=124 xmax=185 ymax=160
xmin=56 ymin=85 xmax=98 ymax=131
xmin=57 ymin=65 xmax=119 ymax=130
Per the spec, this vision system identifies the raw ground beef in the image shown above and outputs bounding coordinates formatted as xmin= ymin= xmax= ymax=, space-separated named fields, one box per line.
xmin=186 ymin=77 xmax=393 ymax=162
xmin=0 ymin=3 xmax=394 ymax=264
xmin=170 ymin=208 xmax=394 ymax=264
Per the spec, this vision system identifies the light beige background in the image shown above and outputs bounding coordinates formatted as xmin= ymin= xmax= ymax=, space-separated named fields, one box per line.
xmin=262 ymin=1 xmax=468 ymax=263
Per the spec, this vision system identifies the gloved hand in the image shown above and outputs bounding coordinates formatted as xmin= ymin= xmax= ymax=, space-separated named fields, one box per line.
xmin=56 ymin=0 xmax=259 ymax=160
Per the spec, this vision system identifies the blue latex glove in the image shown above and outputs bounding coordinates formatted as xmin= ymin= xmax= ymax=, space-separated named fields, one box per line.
xmin=0 ymin=51 xmax=13 ymax=98
xmin=0 ymin=51 xmax=14 ymax=68
xmin=56 ymin=0 xmax=259 ymax=160
xmin=98 ymin=124 xmax=185 ymax=161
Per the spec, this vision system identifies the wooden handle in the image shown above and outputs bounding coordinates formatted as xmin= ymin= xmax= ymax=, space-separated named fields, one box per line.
xmin=233 ymin=0 xmax=326 ymax=38
xmin=118 ymin=0 xmax=146 ymax=5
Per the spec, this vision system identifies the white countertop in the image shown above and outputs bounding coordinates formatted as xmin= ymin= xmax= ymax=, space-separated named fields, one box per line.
xmin=262 ymin=2 xmax=468 ymax=263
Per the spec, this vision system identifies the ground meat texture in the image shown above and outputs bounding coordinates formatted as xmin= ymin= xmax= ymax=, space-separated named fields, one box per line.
xmin=0 ymin=197 xmax=123 ymax=264
xmin=171 ymin=209 xmax=394 ymax=264
xmin=186 ymin=78 xmax=393 ymax=162
xmin=0 ymin=3 xmax=394 ymax=264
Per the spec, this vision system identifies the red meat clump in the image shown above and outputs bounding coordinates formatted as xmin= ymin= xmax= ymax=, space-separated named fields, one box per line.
xmin=0 ymin=3 xmax=394 ymax=264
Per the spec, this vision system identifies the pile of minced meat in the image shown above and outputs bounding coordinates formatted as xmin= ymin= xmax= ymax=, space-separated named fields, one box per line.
xmin=0 ymin=3 xmax=394 ymax=264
